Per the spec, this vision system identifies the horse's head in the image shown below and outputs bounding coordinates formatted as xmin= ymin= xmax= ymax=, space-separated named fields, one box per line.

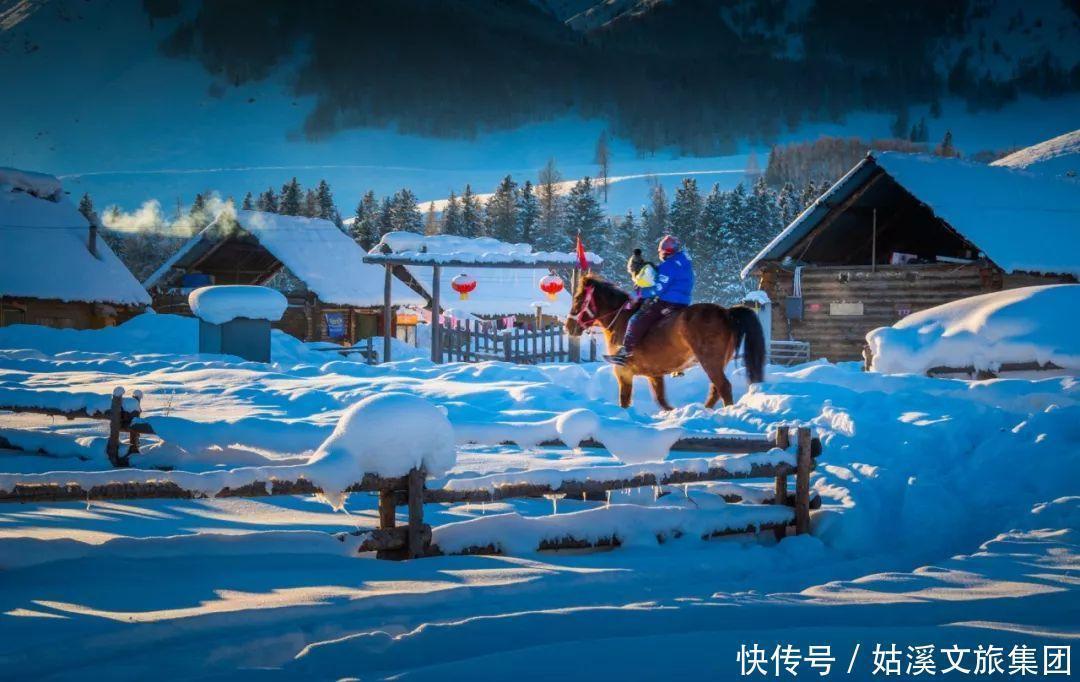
xmin=565 ymin=274 xmax=629 ymax=337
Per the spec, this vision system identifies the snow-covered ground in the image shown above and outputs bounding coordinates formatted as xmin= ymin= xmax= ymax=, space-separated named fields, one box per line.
xmin=0 ymin=313 xmax=1076 ymax=678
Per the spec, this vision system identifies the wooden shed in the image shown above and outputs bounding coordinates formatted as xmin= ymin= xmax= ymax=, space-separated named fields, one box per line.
xmin=0 ymin=167 xmax=150 ymax=329
xmin=741 ymin=153 xmax=1079 ymax=362
xmin=143 ymin=210 xmax=425 ymax=345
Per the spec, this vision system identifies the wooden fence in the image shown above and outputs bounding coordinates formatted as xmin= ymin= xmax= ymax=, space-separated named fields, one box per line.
xmin=0 ymin=388 xmax=145 ymax=467
xmin=0 ymin=424 xmax=820 ymax=558
xmin=441 ymin=320 xmax=567 ymax=364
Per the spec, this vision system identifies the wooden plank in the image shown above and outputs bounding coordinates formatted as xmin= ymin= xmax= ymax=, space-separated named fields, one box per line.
xmin=0 ymin=474 xmax=409 ymax=504
xmin=773 ymin=425 xmax=790 ymax=541
xmin=407 ymin=467 xmax=425 ymax=558
xmin=105 ymin=392 xmax=124 ymax=467
xmin=437 ymin=517 xmax=797 ymax=556
xmin=426 ymin=458 xmax=814 ymax=504
xmin=795 ymin=427 xmax=812 ymax=535
xmin=382 ymin=263 xmax=393 ymax=363
xmin=378 ymin=489 xmax=397 ymax=529
xmin=431 ymin=264 xmax=442 ymax=363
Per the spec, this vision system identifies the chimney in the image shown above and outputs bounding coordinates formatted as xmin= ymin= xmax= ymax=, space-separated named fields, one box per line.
xmin=88 ymin=219 xmax=98 ymax=257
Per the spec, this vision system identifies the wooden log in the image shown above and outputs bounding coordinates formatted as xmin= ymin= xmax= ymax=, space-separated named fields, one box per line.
xmin=425 ymin=458 xmax=812 ymax=504
xmin=407 ymin=467 xmax=425 ymax=558
xmin=773 ymin=424 xmax=790 ymax=541
xmin=382 ymin=263 xmax=393 ymax=363
xmin=795 ymin=427 xmax=812 ymax=535
xmin=485 ymin=434 xmax=778 ymax=454
xmin=105 ymin=391 xmax=125 ymax=468
xmin=351 ymin=524 xmax=432 ymax=554
xmin=378 ymin=488 xmax=397 ymax=529
xmin=0 ymin=473 xmax=409 ymax=504
xmin=435 ymin=517 xmax=797 ymax=556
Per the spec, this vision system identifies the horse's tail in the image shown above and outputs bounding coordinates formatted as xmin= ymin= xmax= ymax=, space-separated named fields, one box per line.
xmin=730 ymin=305 xmax=766 ymax=384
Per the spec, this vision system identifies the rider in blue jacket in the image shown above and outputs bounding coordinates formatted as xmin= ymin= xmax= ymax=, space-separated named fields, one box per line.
xmin=605 ymin=234 xmax=694 ymax=366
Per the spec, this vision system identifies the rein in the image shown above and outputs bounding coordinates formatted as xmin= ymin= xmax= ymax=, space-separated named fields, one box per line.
xmin=571 ymin=285 xmax=632 ymax=332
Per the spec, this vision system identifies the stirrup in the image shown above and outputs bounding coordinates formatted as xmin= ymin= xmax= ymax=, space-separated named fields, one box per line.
xmin=603 ymin=349 xmax=631 ymax=366
xmin=670 ymin=370 xmax=685 ymax=377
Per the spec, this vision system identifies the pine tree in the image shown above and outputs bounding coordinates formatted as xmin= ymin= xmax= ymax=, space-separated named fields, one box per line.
xmin=608 ymin=209 xmax=645 ymax=284
xmin=351 ymin=191 xmax=381 ymax=249
xmin=257 ymin=187 xmax=279 ymax=213
xmin=484 ymin=175 xmax=519 ymax=242
xmin=537 ymin=159 xmax=563 ymax=249
xmin=935 ymin=130 xmax=958 ymax=157
xmin=460 ymin=184 xmax=484 ymax=237
xmin=387 ymin=189 xmax=422 ymax=233
xmin=749 ymin=175 xmax=780 ymax=248
xmin=668 ymin=177 xmax=703 ymax=244
xmin=594 ymin=131 xmax=611 ymax=202
xmin=77 ymin=193 xmax=97 ymax=223
xmin=563 ymin=177 xmax=604 ymax=247
xmin=890 ymin=108 xmax=910 ymax=139
xmin=776 ymin=181 xmax=799 ymax=226
xmin=641 ymin=182 xmax=669 ymax=243
xmin=696 ymin=183 xmax=728 ymax=301
xmin=315 ymin=179 xmax=335 ymax=220
xmin=517 ymin=180 xmax=539 ymax=244
xmin=378 ymin=196 xmax=394 ymax=236
xmin=424 ymin=202 xmax=439 ymax=235
xmin=442 ymin=191 xmax=464 ymax=236
xmin=241 ymin=192 xmax=254 ymax=211
xmin=189 ymin=193 xmax=213 ymax=230
xmin=279 ymin=178 xmax=303 ymax=216
xmin=799 ymin=180 xmax=818 ymax=210
xmin=303 ymin=188 xmax=319 ymax=218
xmin=715 ymin=183 xmax=752 ymax=303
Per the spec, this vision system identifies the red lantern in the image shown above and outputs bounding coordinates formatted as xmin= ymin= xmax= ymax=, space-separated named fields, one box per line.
xmin=539 ymin=274 xmax=564 ymax=301
xmin=451 ymin=273 xmax=477 ymax=300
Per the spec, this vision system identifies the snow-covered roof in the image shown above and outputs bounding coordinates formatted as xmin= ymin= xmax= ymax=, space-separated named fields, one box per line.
xmin=866 ymin=284 xmax=1080 ymax=374
xmin=0 ymin=169 xmax=151 ymax=306
xmin=742 ymin=152 xmax=1080 ymax=278
xmin=991 ymin=128 xmax=1080 ymax=177
xmin=145 ymin=210 xmax=425 ymax=308
xmin=372 ymin=231 xmax=583 ymax=316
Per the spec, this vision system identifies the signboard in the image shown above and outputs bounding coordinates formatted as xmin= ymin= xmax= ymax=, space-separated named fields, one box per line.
xmin=324 ymin=312 xmax=347 ymax=340
xmin=829 ymin=301 xmax=864 ymax=316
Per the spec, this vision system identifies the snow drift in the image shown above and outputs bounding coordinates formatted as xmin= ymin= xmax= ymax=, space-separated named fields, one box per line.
xmin=866 ymin=284 xmax=1080 ymax=374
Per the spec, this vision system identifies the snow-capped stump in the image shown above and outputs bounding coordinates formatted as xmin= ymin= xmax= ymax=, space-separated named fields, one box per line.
xmin=189 ymin=285 xmax=287 ymax=363
xmin=866 ymin=284 xmax=1080 ymax=376
xmin=306 ymin=393 xmax=455 ymax=508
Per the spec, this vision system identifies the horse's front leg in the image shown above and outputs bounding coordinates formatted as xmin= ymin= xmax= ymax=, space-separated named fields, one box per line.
xmin=616 ymin=367 xmax=634 ymax=408
xmin=647 ymin=375 xmax=673 ymax=411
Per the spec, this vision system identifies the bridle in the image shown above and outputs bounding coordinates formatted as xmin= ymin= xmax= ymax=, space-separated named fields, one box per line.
xmin=570 ymin=285 xmax=632 ymax=331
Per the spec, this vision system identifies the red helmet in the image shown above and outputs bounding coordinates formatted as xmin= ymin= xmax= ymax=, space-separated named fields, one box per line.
xmin=658 ymin=235 xmax=681 ymax=256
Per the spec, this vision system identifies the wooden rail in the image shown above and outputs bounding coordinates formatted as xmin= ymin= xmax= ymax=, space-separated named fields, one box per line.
xmin=0 ymin=424 xmax=822 ymax=559
xmin=0 ymin=388 xmax=145 ymax=467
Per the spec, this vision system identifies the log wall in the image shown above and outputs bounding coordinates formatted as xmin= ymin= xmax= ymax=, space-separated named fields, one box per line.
xmin=758 ymin=263 xmax=1076 ymax=362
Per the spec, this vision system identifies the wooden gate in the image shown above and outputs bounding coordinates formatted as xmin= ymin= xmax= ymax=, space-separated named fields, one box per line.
xmin=441 ymin=320 xmax=572 ymax=364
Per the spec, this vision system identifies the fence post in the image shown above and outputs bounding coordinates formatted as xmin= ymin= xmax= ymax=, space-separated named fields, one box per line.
xmin=772 ymin=425 xmax=790 ymax=541
xmin=106 ymin=388 xmax=124 ymax=467
xmin=407 ymin=467 xmax=425 ymax=558
xmin=503 ymin=329 xmax=513 ymax=363
xmin=378 ymin=487 xmax=397 ymax=530
xmin=795 ymin=427 xmax=812 ymax=535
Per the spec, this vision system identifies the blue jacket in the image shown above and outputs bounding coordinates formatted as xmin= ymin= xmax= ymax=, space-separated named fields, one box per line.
xmin=640 ymin=250 xmax=693 ymax=305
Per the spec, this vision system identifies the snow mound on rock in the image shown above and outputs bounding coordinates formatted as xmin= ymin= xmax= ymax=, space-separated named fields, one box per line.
xmin=866 ymin=284 xmax=1080 ymax=375
xmin=188 ymin=285 xmax=288 ymax=324
xmin=305 ymin=393 xmax=456 ymax=509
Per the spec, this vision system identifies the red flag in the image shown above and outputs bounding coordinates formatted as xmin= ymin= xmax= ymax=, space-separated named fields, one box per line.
xmin=575 ymin=235 xmax=589 ymax=271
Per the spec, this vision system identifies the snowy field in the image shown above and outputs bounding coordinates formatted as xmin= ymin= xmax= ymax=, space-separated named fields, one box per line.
xmin=0 ymin=314 xmax=1077 ymax=679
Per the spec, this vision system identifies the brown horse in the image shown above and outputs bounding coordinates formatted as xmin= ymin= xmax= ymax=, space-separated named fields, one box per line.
xmin=565 ymin=274 xmax=765 ymax=410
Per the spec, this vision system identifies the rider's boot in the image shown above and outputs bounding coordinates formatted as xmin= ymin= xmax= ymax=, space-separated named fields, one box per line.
xmin=603 ymin=346 xmax=632 ymax=366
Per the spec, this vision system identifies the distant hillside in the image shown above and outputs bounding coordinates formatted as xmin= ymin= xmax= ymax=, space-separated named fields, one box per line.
xmin=130 ymin=0 xmax=1080 ymax=154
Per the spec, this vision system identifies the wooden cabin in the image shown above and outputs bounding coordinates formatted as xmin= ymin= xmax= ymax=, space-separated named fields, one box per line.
xmin=742 ymin=153 xmax=1079 ymax=362
xmin=0 ymin=168 xmax=150 ymax=329
xmin=143 ymin=210 xmax=425 ymax=345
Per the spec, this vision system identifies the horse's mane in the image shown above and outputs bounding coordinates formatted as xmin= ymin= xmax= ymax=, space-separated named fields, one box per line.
xmin=579 ymin=274 xmax=630 ymax=307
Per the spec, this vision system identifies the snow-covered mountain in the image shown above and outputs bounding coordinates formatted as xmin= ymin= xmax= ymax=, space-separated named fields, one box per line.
xmin=993 ymin=128 xmax=1080 ymax=177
